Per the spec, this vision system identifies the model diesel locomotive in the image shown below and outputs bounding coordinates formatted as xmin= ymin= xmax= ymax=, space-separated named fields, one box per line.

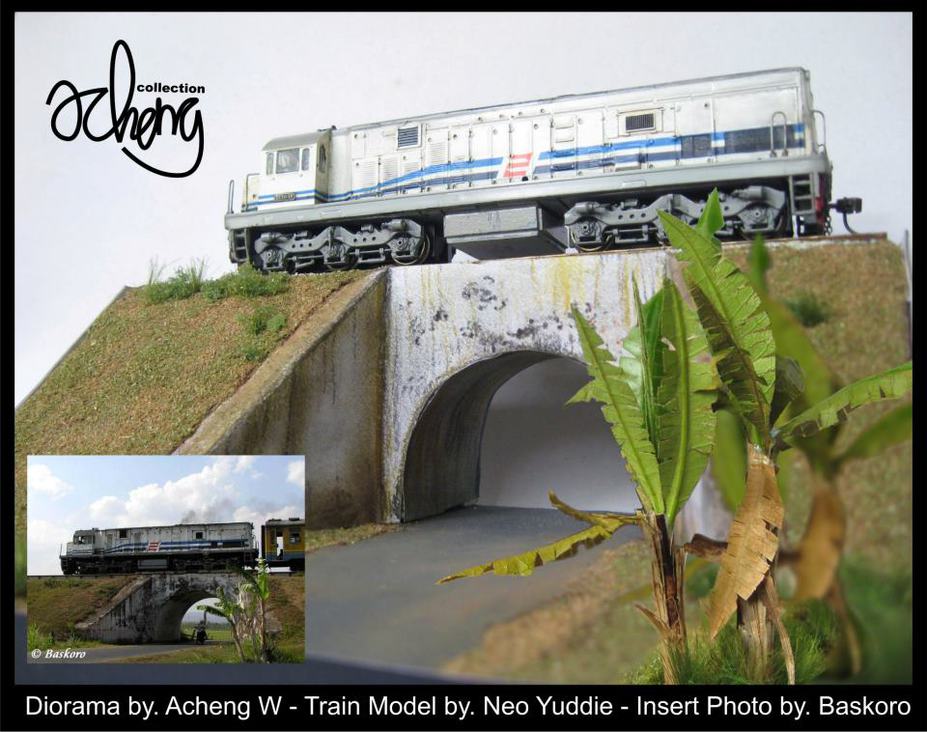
xmin=60 ymin=521 xmax=258 ymax=575
xmin=225 ymin=67 xmax=860 ymax=273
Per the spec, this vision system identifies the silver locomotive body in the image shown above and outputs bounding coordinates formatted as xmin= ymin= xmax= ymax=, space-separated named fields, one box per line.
xmin=226 ymin=68 xmax=854 ymax=272
xmin=60 ymin=521 xmax=257 ymax=575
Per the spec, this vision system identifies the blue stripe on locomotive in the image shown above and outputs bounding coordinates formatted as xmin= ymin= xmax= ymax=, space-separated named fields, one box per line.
xmin=104 ymin=538 xmax=249 ymax=554
xmin=243 ymin=123 xmax=806 ymax=212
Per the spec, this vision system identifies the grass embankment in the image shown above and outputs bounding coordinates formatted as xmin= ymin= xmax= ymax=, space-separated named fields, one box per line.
xmin=445 ymin=238 xmax=912 ymax=683
xmin=123 ymin=573 xmax=305 ymax=664
xmin=305 ymin=523 xmax=399 ymax=554
xmin=26 ymin=575 xmax=135 ymax=648
xmin=14 ymin=266 xmax=368 ymax=577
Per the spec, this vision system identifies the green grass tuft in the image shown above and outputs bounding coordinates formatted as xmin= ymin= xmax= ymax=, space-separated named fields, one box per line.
xmin=27 ymin=624 xmax=54 ymax=652
xmin=144 ymin=259 xmax=209 ymax=304
xmin=784 ymin=291 xmax=833 ymax=327
xmin=628 ymin=599 xmax=837 ymax=685
xmin=201 ymin=265 xmax=290 ymax=302
xmin=237 ymin=305 xmax=288 ymax=361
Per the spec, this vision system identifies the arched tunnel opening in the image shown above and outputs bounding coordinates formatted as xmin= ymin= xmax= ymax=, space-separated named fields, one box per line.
xmin=180 ymin=597 xmax=231 ymax=643
xmin=401 ymin=352 xmax=637 ymax=522
xmin=151 ymin=589 xmax=227 ymax=643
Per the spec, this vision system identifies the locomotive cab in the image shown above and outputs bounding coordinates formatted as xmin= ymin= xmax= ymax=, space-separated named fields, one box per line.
xmin=242 ymin=130 xmax=332 ymax=212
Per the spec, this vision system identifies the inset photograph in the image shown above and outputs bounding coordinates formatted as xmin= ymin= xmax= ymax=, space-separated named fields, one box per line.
xmin=26 ymin=455 xmax=305 ymax=664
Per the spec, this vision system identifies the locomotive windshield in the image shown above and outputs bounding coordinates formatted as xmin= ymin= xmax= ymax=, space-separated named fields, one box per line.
xmin=275 ymin=148 xmax=299 ymax=174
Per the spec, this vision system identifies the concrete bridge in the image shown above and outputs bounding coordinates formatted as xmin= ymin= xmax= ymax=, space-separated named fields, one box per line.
xmin=76 ymin=572 xmax=240 ymax=643
xmin=179 ymin=248 xmax=668 ymax=527
xmin=176 ymin=235 xmax=896 ymax=530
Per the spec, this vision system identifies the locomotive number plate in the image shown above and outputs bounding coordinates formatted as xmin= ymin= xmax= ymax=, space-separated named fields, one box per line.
xmin=274 ymin=192 xmax=296 ymax=202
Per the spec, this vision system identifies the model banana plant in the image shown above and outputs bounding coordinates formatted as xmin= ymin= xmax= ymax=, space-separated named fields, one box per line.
xmin=718 ymin=235 xmax=914 ymax=675
xmin=659 ymin=194 xmax=911 ymax=683
xmin=439 ymin=271 xmax=719 ymax=684
xmin=439 ymin=191 xmax=911 ymax=685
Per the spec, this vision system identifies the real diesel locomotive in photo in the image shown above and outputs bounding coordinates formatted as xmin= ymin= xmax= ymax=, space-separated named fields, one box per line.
xmin=60 ymin=521 xmax=259 ymax=575
xmin=225 ymin=67 xmax=860 ymax=273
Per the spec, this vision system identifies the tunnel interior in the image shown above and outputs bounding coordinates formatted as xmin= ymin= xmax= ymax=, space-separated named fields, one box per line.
xmin=401 ymin=352 xmax=637 ymax=522
xmin=151 ymin=589 xmax=223 ymax=642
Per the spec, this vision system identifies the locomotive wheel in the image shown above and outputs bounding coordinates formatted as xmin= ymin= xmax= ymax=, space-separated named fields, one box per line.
xmin=323 ymin=242 xmax=357 ymax=271
xmin=392 ymin=235 xmax=431 ymax=266
xmin=576 ymin=235 xmax=611 ymax=253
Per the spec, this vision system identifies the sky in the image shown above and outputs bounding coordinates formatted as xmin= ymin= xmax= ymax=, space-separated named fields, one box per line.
xmin=26 ymin=455 xmax=304 ymax=575
xmin=14 ymin=12 xmax=913 ymax=403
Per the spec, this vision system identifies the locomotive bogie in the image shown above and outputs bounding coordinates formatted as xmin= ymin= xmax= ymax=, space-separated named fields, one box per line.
xmin=227 ymin=68 xmax=843 ymax=270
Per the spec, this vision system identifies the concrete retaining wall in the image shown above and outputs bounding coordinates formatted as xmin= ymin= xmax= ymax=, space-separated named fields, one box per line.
xmin=178 ymin=272 xmax=388 ymax=528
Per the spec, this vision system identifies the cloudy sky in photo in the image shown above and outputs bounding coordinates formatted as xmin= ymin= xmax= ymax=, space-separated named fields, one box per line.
xmin=27 ymin=455 xmax=304 ymax=575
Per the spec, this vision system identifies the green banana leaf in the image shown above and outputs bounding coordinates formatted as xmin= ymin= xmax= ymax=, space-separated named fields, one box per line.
xmin=569 ymin=307 xmax=664 ymax=514
xmin=619 ymin=282 xmax=665 ymax=446
xmin=654 ymin=279 xmax=718 ymax=522
xmin=770 ymin=355 xmax=805 ymax=426
xmin=686 ymin=281 xmax=771 ymax=446
xmin=776 ymin=362 xmax=912 ymax=447
xmin=835 ymin=402 xmax=912 ymax=467
xmin=659 ymin=194 xmax=776 ymax=409
xmin=712 ymin=408 xmax=747 ymax=511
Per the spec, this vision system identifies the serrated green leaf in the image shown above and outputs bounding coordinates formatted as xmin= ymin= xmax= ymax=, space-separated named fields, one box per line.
xmin=660 ymin=210 xmax=776 ymax=412
xmin=696 ymin=188 xmax=725 ymax=238
xmin=770 ymin=355 xmax=805 ymax=426
xmin=777 ymin=362 xmax=912 ymax=446
xmin=712 ymin=408 xmax=747 ymax=511
xmin=619 ymin=283 xmax=665 ymax=446
xmin=655 ymin=279 xmax=718 ymax=522
xmin=835 ymin=402 xmax=912 ymax=466
xmin=686 ymin=277 xmax=771 ymax=446
xmin=436 ymin=524 xmax=618 ymax=583
xmin=570 ymin=307 xmax=664 ymax=513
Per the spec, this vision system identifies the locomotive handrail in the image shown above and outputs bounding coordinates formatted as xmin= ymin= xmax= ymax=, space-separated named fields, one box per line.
xmin=770 ymin=111 xmax=788 ymax=158
xmin=812 ymin=109 xmax=827 ymax=154
xmin=227 ymin=179 xmax=235 ymax=215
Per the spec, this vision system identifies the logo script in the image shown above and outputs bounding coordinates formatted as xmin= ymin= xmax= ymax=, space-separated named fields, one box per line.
xmin=46 ymin=40 xmax=204 ymax=178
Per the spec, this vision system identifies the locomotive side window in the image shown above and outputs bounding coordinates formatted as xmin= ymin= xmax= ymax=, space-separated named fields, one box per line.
xmin=289 ymin=529 xmax=301 ymax=544
xmin=276 ymin=148 xmax=299 ymax=174
xmin=265 ymin=152 xmax=274 ymax=175
xmin=119 ymin=529 xmax=127 ymax=538
xmin=195 ymin=531 xmax=203 ymax=539
xmin=301 ymin=148 xmax=311 ymax=171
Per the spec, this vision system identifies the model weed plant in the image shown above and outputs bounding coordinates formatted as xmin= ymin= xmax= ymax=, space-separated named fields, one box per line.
xmin=142 ymin=260 xmax=290 ymax=304
xmin=439 ymin=191 xmax=911 ymax=685
xmin=708 ymin=235 xmax=914 ymax=676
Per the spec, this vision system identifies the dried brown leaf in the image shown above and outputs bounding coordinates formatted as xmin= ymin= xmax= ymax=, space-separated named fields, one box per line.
xmin=793 ymin=484 xmax=845 ymax=601
xmin=707 ymin=445 xmax=783 ymax=638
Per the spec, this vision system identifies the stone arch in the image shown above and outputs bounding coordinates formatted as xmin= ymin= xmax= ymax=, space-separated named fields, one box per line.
xmin=77 ymin=573 xmax=241 ymax=644
xmin=401 ymin=349 xmax=590 ymax=521
xmin=150 ymin=587 xmax=224 ymax=642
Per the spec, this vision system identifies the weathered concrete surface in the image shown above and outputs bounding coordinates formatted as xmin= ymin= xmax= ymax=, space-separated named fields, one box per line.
xmin=174 ymin=234 xmax=896 ymax=530
xmin=76 ymin=573 xmax=240 ymax=643
xmin=179 ymin=271 xmax=387 ymax=528
xmin=384 ymin=249 xmax=667 ymax=521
